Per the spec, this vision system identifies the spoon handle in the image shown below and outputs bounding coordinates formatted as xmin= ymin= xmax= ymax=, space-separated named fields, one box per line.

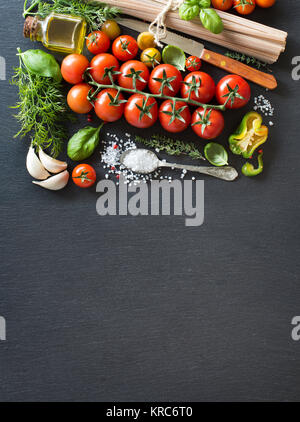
xmin=161 ymin=162 xmax=238 ymax=182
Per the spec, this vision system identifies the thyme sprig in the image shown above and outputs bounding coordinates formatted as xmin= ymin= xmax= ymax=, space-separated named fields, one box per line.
xmin=11 ymin=49 xmax=74 ymax=157
xmin=225 ymin=51 xmax=272 ymax=72
xmin=23 ymin=0 xmax=120 ymax=32
xmin=135 ymin=134 xmax=205 ymax=161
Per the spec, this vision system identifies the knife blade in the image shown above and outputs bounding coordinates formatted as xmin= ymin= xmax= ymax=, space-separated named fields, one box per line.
xmin=120 ymin=18 xmax=204 ymax=57
xmin=119 ymin=18 xmax=277 ymax=90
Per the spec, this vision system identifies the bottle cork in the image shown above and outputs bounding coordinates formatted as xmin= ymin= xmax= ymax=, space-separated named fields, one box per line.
xmin=23 ymin=16 xmax=39 ymax=40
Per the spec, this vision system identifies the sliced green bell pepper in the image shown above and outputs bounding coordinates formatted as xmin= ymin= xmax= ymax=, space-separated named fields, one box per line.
xmin=242 ymin=151 xmax=264 ymax=177
xmin=229 ymin=111 xmax=268 ymax=159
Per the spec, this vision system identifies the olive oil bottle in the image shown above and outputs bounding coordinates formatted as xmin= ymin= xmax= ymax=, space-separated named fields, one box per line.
xmin=24 ymin=13 xmax=87 ymax=55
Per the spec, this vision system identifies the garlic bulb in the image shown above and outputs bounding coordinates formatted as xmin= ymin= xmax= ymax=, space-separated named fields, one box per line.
xmin=39 ymin=148 xmax=68 ymax=174
xmin=32 ymin=170 xmax=69 ymax=191
xmin=26 ymin=145 xmax=50 ymax=180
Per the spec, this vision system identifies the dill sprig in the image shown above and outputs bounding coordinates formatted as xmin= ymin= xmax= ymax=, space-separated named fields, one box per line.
xmin=135 ymin=134 xmax=205 ymax=161
xmin=23 ymin=0 xmax=121 ymax=32
xmin=11 ymin=50 xmax=74 ymax=157
xmin=225 ymin=51 xmax=272 ymax=72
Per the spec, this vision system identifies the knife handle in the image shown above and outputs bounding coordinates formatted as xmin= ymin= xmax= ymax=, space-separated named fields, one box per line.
xmin=201 ymin=49 xmax=277 ymax=90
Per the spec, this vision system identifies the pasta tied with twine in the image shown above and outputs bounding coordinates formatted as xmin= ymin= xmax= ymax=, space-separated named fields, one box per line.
xmin=149 ymin=0 xmax=183 ymax=46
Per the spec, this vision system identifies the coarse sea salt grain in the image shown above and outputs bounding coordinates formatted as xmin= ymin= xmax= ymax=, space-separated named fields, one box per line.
xmin=123 ymin=149 xmax=158 ymax=173
xmin=253 ymin=95 xmax=274 ymax=117
xmin=101 ymin=133 xmax=162 ymax=184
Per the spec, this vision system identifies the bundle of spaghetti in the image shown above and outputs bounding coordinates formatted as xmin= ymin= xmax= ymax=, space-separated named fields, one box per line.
xmin=100 ymin=0 xmax=287 ymax=63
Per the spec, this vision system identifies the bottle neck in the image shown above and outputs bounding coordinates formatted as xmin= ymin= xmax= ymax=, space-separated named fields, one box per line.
xmin=23 ymin=16 xmax=45 ymax=42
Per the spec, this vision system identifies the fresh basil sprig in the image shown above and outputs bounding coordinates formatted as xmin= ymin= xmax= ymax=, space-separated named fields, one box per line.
xmin=179 ymin=0 xmax=223 ymax=35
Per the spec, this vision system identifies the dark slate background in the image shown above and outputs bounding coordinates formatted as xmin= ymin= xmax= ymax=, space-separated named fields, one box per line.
xmin=0 ymin=0 xmax=299 ymax=402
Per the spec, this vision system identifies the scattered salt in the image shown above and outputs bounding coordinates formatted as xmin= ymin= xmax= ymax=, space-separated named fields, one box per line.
xmin=253 ymin=94 xmax=274 ymax=117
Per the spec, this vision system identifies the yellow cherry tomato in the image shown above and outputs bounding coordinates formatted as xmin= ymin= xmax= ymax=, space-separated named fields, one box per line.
xmin=140 ymin=48 xmax=161 ymax=68
xmin=137 ymin=32 xmax=156 ymax=50
xmin=101 ymin=20 xmax=121 ymax=40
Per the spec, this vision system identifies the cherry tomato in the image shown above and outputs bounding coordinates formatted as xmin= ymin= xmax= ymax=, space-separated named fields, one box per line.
xmin=181 ymin=71 xmax=215 ymax=104
xmin=118 ymin=60 xmax=150 ymax=91
xmin=186 ymin=56 xmax=202 ymax=72
xmin=67 ymin=83 xmax=93 ymax=114
xmin=216 ymin=74 xmax=251 ymax=109
xmin=90 ymin=53 xmax=119 ymax=85
xmin=72 ymin=164 xmax=96 ymax=188
xmin=140 ymin=48 xmax=162 ymax=68
xmin=233 ymin=0 xmax=256 ymax=15
xmin=149 ymin=64 xmax=182 ymax=97
xmin=61 ymin=54 xmax=89 ymax=85
xmin=86 ymin=31 xmax=110 ymax=55
xmin=211 ymin=0 xmax=233 ymax=11
xmin=112 ymin=35 xmax=139 ymax=61
xmin=94 ymin=88 xmax=125 ymax=122
xmin=191 ymin=107 xmax=225 ymax=140
xmin=124 ymin=94 xmax=158 ymax=129
xmin=101 ymin=20 xmax=121 ymax=40
xmin=137 ymin=32 xmax=156 ymax=50
xmin=159 ymin=100 xmax=191 ymax=133
xmin=255 ymin=0 xmax=276 ymax=7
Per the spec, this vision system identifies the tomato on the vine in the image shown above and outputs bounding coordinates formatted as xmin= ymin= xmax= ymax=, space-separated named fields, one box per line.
xmin=67 ymin=83 xmax=93 ymax=114
xmin=191 ymin=107 xmax=225 ymax=140
xmin=255 ymin=0 xmax=276 ymax=7
xmin=90 ymin=53 xmax=119 ymax=85
xmin=181 ymin=71 xmax=215 ymax=104
xmin=94 ymin=88 xmax=126 ymax=122
xmin=118 ymin=60 xmax=150 ymax=91
xmin=159 ymin=100 xmax=191 ymax=133
xmin=112 ymin=35 xmax=139 ymax=61
xmin=124 ymin=94 xmax=158 ymax=129
xmin=149 ymin=64 xmax=182 ymax=97
xmin=86 ymin=31 xmax=110 ymax=55
xmin=233 ymin=0 xmax=256 ymax=15
xmin=61 ymin=54 xmax=89 ymax=85
xmin=211 ymin=0 xmax=233 ymax=11
xmin=186 ymin=56 xmax=202 ymax=72
xmin=216 ymin=74 xmax=251 ymax=109
xmin=72 ymin=164 xmax=97 ymax=188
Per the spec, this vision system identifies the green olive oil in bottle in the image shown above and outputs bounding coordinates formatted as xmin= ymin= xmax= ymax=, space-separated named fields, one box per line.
xmin=24 ymin=13 xmax=87 ymax=55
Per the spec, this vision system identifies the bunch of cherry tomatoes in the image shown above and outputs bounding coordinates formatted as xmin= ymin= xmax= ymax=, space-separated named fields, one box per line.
xmin=61 ymin=24 xmax=251 ymax=141
xmin=212 ymin=0 xmax=276 ymax=15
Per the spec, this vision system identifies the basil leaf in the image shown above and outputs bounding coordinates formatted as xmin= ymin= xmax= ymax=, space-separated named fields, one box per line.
xmin=179 ymin=2 xmax=200 ymax=21
xmin=21 ymin=49 xmax=62 ymax=82
xmin=199 ymin=0 xmax=211 ymax=8
xmin=204 ymin=142 xmax=228 ymax=167
xmin=67 ymin=124 xmax=104 ymax=161
xmin=162 ymin=45 xmax=186 ymax=71
xmin=200 ymin=8 xmax=224 ymax=34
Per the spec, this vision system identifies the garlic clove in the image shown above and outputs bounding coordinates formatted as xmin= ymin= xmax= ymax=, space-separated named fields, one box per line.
xmin=32 ymin=170 xmax=69 ymax=191
xmin=26 ymin=145 xmax=50 ymax=180
xmin=38 ymin=148 xmax=68 ymax=174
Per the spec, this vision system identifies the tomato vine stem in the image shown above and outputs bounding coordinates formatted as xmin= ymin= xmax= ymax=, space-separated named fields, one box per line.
xmin=88 ymin=72 xmax=226 ymax=112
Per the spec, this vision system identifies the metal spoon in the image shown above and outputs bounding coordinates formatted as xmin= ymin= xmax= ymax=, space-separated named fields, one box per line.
xmin=120 ymin=149 xmax=238 ymax=182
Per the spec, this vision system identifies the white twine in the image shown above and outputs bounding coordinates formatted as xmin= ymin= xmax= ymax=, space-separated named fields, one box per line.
xmin=149 ymin=0 xmax=184 ymax=47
